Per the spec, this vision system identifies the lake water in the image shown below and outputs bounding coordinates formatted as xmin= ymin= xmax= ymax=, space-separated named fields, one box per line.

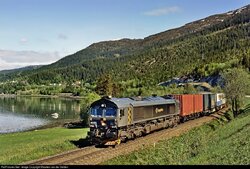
xmin=0 ymin=96 xmax=83 ymax=134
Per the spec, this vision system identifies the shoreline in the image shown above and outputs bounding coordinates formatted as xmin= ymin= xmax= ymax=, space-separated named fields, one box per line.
xmin=0 ymin=93 xmax=85 ymax=100
xmin=0 ymin=119 xmax=85 ymax=135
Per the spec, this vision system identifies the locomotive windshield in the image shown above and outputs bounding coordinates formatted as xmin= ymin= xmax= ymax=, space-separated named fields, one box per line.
xmin=105 ymin=107 xmax=116 ymax=117
xmin=90 ymin=106 xmax=103 ymax=117
xmin=90 ymin=106 xmax=117 ymax=117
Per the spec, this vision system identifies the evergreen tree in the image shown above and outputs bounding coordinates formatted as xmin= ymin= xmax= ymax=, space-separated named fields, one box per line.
xmin=95 ymin=74 xmax=113 ymax=96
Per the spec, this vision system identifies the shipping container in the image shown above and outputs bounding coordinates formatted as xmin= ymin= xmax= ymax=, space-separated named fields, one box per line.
xmin=194 ymin=95 xmax=203 ymax=112
xmin=215 ymin=93 xmax=226 ymax=107
xmin=203 ymin=94 xmax=210 ymax=111
xmin=202 ymin=93 xmax=216 ymax=112
xmin=210 ymin=94 xmax=216 ymax=112
xmin=170 ymin=94 xmax=203 ymax=117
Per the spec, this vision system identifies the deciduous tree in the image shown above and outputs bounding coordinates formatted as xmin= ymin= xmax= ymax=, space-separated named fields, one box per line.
xmin=221 ymin=68 xmax=250 ymax=117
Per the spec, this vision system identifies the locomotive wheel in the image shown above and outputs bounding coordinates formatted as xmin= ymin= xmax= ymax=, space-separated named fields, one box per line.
xmin=170 ymin=120 xmax=175 ymax=128
xmin=163 ymin=121 xmax=168 ymax=128
xmin=131 ymin=133 xmax=136 ymax=140
xmin=121 ymin=137 xmax=127 ymax=143
xmin=173 ymin=120 xmax=178 ymax=127
xmin=137 ymin=131 xmax=142 ymax=137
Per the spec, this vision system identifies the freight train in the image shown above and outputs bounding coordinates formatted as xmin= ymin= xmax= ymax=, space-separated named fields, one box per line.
xmin=87 ymin=93 xmax=226 ymax=146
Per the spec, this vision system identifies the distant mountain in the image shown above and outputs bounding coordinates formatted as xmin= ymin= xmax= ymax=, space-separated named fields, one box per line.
xmin=0 ymin=65 xmax=43 ymax=74
xmin=0 ymin=65 xmax=43 ymax=81
xmin=48 ymin=38 xmax=143 ymax=68
xmin=1 ymin=4 xmax=250 ymax=84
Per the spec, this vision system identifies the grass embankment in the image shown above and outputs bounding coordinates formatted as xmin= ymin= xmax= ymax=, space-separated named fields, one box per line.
xmin=105 ymin=105 xmax=250 ymax=165
xmin=0 ymin=127 xmax=88 ymax=165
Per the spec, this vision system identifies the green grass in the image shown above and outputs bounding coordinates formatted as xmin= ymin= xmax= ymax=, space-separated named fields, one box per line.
xmin=0 ymin=127 xmax=88 ymax=165
xmin=105 ymin=105 xmax=250 ymax=165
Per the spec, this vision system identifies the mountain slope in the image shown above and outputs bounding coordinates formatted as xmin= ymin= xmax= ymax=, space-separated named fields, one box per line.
xmin=1 ymin=4 xmax=250 ymax=84
xmin=49 ymin=38 xmax=143 ymax=68
xmin=0 ymin=65 xmax=43 ymax=82
xmin=48 ymin=4 xmax=250 ymax=69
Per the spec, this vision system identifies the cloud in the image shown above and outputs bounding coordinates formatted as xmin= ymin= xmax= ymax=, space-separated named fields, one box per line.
xmin=0 ymin=50 xmax=63 ymax=70
xmin=19 ymin=38 xmax=28 ymax=44
xmin=58 ymin=33 xmax=68 ymax=40
xmin=143 ymin=6 xmax=181 ymax=16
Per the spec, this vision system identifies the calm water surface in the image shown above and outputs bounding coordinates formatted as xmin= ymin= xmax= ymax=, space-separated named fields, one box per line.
xmin=0 ymin=96 xmax=83 ymax=133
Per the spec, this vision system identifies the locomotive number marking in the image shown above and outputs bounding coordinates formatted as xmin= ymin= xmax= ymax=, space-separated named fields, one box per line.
xmin=155 ymin=108 xmax=164 ymax=113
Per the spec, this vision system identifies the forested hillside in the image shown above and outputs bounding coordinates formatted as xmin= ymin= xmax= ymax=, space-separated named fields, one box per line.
xmin=1 ymin=5 xmax=250 ymax=88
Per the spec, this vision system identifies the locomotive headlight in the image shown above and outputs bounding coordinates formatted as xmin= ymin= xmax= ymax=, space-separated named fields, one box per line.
xmin=101 ymin=121 xmax=106 ymax=126
xmin=90 ymin=121 xmax=97 ymax=128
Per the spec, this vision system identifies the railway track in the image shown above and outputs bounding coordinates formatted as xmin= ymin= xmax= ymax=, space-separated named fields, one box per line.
xmin=24 ymin=107 xmax=229 ymax=165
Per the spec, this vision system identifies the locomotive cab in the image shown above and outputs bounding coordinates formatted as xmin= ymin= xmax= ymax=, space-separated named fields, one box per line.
xmin=87 ymin=98 xmax=120 ymax=146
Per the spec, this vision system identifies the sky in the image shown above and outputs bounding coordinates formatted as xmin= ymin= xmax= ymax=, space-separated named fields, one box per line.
xmin=0 ymin=0 xmax=249 ymax=70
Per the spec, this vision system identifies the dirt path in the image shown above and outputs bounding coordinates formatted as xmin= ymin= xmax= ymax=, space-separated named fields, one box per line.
xmin=24 ymin=108 xmax=228 ymax=165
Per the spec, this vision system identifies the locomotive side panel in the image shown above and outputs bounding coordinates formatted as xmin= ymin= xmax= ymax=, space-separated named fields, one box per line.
xmin=133 ymin=106 xmax=153 ymax=122
xmin=132 ymin=103 xmax=177 ymax=123
xmin=117 ymin=108 xmax=129 ymax=127
xmin=152 ymin=104 xmax=176 ymax=117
